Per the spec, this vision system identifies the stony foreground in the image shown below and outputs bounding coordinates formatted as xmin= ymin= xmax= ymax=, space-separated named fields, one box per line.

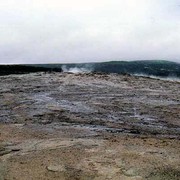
xmin=0 ymin=72 xmax=180 ymax=180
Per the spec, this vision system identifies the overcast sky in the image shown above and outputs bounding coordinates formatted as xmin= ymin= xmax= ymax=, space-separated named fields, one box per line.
xmin=0 ymin=0 xmax=180 ymax=64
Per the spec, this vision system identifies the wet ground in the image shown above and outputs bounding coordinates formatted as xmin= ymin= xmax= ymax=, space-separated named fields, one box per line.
xmin=0 ymin=72 xmax=180 ymax=180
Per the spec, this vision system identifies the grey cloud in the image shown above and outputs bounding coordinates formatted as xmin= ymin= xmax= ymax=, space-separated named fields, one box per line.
xmin=0 ymin=0 xmax=180 ymax=64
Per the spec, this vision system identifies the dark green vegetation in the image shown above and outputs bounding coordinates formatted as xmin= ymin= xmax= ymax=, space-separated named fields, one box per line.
xmin=1 ymin=60 xmax=180 ymax=77
xmin=30 ymin=60 xmax=180 ymax=78
xmin=0 ymin=65 xmax=62 ymax=76
xmin=94 ymin=60 xmax=180 ymax=77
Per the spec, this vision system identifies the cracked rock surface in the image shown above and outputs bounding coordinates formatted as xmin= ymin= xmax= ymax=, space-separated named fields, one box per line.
xmin=0 ymin=72 xmax=180 ymax=180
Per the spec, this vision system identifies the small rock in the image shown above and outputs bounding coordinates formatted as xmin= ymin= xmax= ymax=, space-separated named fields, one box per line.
xmin=123 ymin=168 xmax=138 ymax=177
xmin=47 ymin=164 xmax=65 ymax=172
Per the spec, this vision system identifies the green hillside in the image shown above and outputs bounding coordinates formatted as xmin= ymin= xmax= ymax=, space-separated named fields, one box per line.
xmin=31 ymin=60 xmax=180 ymax=78
xmin=0 ymin=60 xmax=180 ymax=77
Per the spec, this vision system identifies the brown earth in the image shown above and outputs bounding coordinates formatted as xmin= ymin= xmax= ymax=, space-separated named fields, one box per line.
xmin=0 ymin=72 xmax=180 ymax=180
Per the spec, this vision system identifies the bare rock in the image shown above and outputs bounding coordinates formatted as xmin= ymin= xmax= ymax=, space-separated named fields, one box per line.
xmin=47 ymin=164 xmax=66 ymax=172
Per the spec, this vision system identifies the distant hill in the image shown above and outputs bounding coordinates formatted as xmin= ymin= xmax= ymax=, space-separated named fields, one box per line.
xmin=0 ymin=60 xmax=180 ymax=77
xmin=32 ymin=60 xmax=180 ymax=78
xmin=93 ymin=60 xmax=180 ymax=77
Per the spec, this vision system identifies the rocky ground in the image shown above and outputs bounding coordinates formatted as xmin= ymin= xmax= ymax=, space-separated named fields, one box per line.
xmin=0 ymin=72 xmax=180 ymax=180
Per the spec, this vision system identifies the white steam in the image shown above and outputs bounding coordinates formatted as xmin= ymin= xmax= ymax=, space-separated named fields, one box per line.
xmin=134 ymin=73 xmax=180 ymax=82
xmin=62 ymin=65 xmax=93 ymax=73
